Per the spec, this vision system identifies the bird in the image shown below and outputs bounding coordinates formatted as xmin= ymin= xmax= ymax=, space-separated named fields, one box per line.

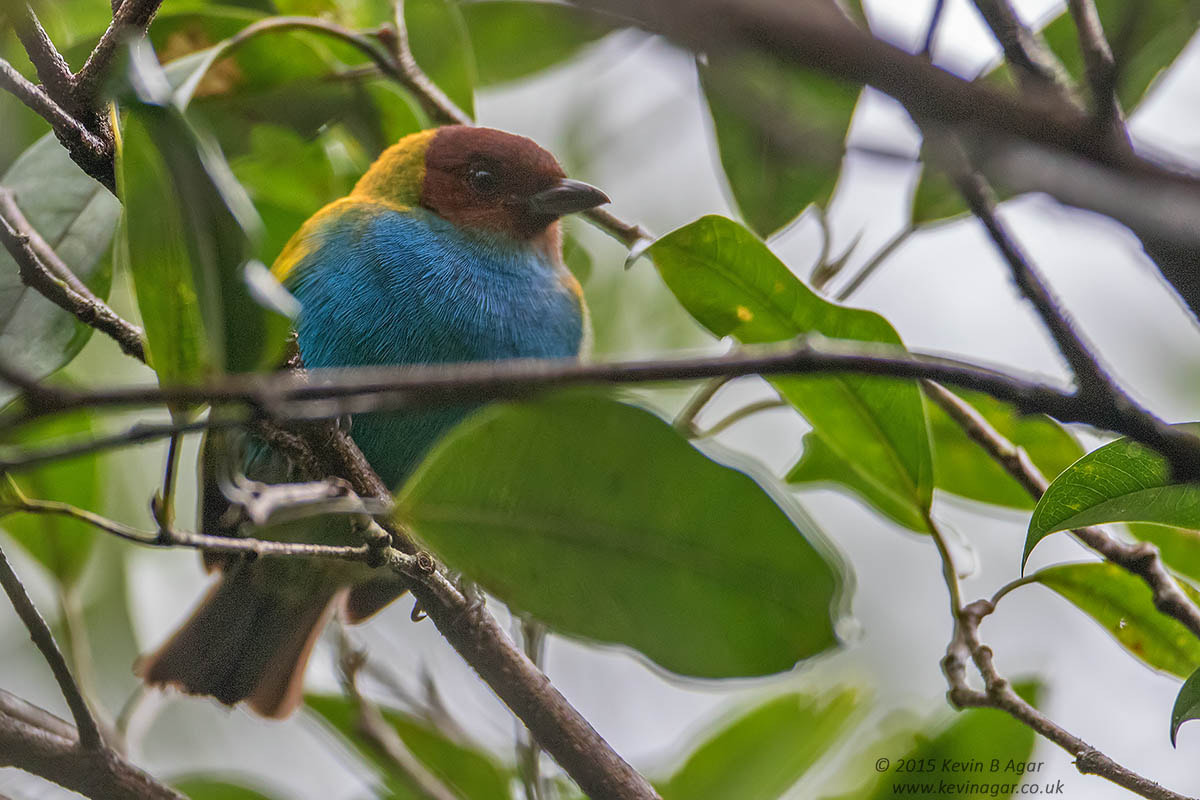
xmin=136 ymin=125 xmax=609 ymax=718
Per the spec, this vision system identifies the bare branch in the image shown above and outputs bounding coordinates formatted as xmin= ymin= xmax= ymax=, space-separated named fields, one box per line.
xmin=0 ymin=690 xmax=184 ymax=800
xmin=13 ymin=6 xmax=76 ymax=107
xmin=0 ymin=541 xmax=103 ymax=749
xmin=1066 ymin=0 xmax=1122 ymax=125
xmin=969 ymin=0 xmax=1076 ymax=101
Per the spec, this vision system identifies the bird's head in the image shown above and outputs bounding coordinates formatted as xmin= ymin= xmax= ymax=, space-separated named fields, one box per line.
xmin=351 ymin=125 xmax=609 ymax=251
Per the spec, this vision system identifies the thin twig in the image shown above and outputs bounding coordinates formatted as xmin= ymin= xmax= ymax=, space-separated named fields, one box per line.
xmin=690 ymin=399 xmax=789 ymax=439
xmin=942 ymin=601 xmax=1196 ymax=800
xmin=920 ymin=0 xmax=947 ymax=58
xmin=338 ymin=632 xmax=463 ymax=800
xmin=834 ymin=225 xmax=914 ymax=301
xmin=0 ymin=541 xmax=103 ymax=749
xmin=517 ymin=620 xmax=548 ymax=800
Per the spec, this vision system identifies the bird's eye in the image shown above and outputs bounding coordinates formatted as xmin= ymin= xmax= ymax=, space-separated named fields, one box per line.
xmin=468 ymin=168 xmax=499 ymax=194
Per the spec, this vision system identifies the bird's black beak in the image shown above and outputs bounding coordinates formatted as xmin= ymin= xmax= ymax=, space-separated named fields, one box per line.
xmin=527 ymin=179 xmax=610 ymax=217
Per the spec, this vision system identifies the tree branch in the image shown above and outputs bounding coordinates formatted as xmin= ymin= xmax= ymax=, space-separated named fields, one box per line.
xmin=0 ymin=541 xmax=103 ymax=749
xmin=1066 ymin=0 xmax=1122 ymax=125
xmin=73 ymin=0 xmax=165 ymax=109
xmin=13 ymin=6 xmax=76 ymax=108
xmin=969 ymin=0 xmax=1077 ymax=102
xmin=0 ymin=690 xmax=185 ymax=800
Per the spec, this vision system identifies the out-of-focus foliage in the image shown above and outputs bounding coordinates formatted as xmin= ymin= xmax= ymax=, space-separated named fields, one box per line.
xmin=398 ymin=394 xmax=844 ymax=678
xmin=306 ymin=693 xmax=515 ymax=799
xmin=1172 ymin=665 xmax=1200 ymax=746
xmin=659 ymin=689 xmax=860 ymax=800
xmin=0 ymin=412 xmax=99 ymax=586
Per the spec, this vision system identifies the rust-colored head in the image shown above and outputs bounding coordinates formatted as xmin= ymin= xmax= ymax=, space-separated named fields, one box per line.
xmin=419 ymin=126 xmax=609 ymax=240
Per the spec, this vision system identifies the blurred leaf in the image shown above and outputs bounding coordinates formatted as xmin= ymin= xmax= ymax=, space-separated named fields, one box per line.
xmin=1032 ymin=562 xmax=1200 ymax=678
xmin=1172 ymin=665 xmax=1200 ymax=746
xmin=398 ymin=394 xmax=844 ymax=678
xmin=1025 ymin=428 xmax=1200 ymax=569
xmin=462 ymin=1 xmax=614 ymax=86
xmin=305 ymin=693 xmax=513 ymax=800
xmin=1039 ymin=0 xmax=1200 ymax=110
xmin=700 ymin=54 xmax=859 ymax=237
xmin=1127 ymin=523 xmax=1200 ymax=588
xmin=173 ymin=777 xmax=283 ymax=800
xmin=151 ymin=8 xmax=384 ymax=148
xmin=838 ymin=684 xmax=1041 ymax=800
xmin=910 ymin=163 xmax=967 ymax=226
xmin=926 ymin=388 xmax=1082 ymax=510
xmin=661 ymin=689 xmax=860 ymax=800
xmin=406 ymin=0 xmax=475 ymax=119
xmin=0 ymin=134 xmax=120 ymax=407
xmin=117 ymin=42 xmax=291 ymax=381
xmin=650 ymin=216 xmax=933 ymax=536
xmin=562 ymin=232 xmax=592 ymax=284
xmin=788 ymin=431 xmax=930 ymax=533
xmin=0 ymin=411 xmax=99 ymax=587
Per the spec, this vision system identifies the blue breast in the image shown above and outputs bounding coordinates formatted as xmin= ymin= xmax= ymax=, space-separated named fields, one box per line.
xmin=284 ymin=204 xmax=584 ymax=487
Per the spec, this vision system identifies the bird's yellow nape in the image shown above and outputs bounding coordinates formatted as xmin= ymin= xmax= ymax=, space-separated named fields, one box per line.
xmin=349 ymin=128 xmax=439 ymax=208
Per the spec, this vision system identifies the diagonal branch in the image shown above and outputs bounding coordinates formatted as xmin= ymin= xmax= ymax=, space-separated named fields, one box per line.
xmin=1066 ymin=0 xmax=1122 ymax=126
xmin=969 ymin=0 xmax=1077 ymax=102
xmin=0 ymin=541 xmax=103 ymax=749
xmin=13 ymin=6 xmax=76 ymax=108
xmin=74 ymin=0 xmax=166 ymax=109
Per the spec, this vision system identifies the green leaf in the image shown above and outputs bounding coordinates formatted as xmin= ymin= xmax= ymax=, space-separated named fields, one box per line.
xmin=173 ymin=777 xmax=283 ymax=800
xmin=1127 ymin=523 xmax=1200 ymax=589
xmin=305 ymin=693 xmax=513 ymax=800
xmin=1024 ymin=428 xmax=1200 ymax=569
xmin=926 ymin=388 xmax=1082 ymax=510
xmin=788 ymin=432 xmax=930 ymax=533
xmin=398 ymin=394 xmax=845 ymax=678
xmin=0 ymin=412 xmax=99 ymax=587
xmin=406 ymin=0 xmax=476 ymax=119
xmin=649 ymin=215 xmax=933 ymax=535
xmin=117 ymin=42 xmax=291 ymax=382
xmin=840 ymin=684 xmax=1041 ymax=800
xmin=1032 ymin=562 xmax=1200 ymax=678
xmin=661 ymin=689 xmax=860 ymax=800
xmin=1040 ymin=0 xmax=1200 ymax=110
xmin=462 ymin=1 xmax=614 ymax=86
xmin=700 ymin=55 xmax=859 ymax=237
xmin=1172 ymin=664 xmax=1200 ymax=746
xmin=0 ymin=134 xmax=120 ymax=407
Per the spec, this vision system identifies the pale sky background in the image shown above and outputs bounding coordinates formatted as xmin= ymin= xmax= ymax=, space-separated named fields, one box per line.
xmin=7 ymin=0 xmax=1200 ymax=798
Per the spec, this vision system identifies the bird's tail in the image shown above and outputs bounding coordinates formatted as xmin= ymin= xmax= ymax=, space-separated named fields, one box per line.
xmin=136 ymin=561 xmax=341 ymax=719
